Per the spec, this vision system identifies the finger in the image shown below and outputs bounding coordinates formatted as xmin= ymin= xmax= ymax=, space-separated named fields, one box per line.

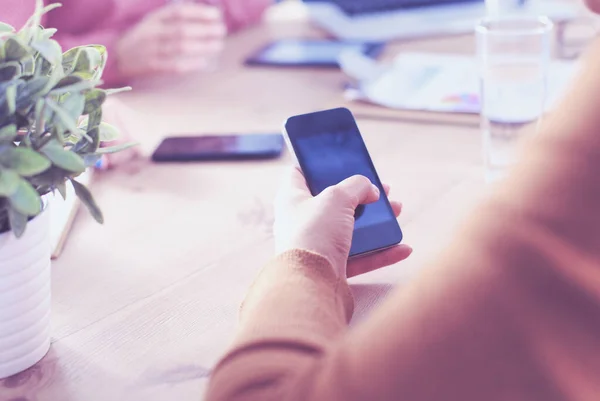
xmin=390 ymin=201 xmax=402 ymax=217
xmin=149 ymin=56 xmax=210 ymax=74
xmin=158 ymin=38 xmax=224 ymax=59
xmin=173 ymin=58 xmax=212 ymax=73
xmin=160 ymin=21 xmax=227 ymax=42
xmin=383 ymin=183 xmax=390 ymax=196
xmin=159 ymin=3 xmax=223 ymax=23
xmin=322 ymin=175 xmax=379 ymax=208
xmin=347 ymin=244 xmax=413 ymax=278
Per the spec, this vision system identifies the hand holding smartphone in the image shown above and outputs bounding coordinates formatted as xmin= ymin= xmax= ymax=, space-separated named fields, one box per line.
xmin=283 ymin=108 xmax=403 ymax=257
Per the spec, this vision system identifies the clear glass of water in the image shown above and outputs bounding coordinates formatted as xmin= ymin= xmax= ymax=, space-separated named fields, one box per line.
xmin=476 ymin=16 xmax=553 ymax=183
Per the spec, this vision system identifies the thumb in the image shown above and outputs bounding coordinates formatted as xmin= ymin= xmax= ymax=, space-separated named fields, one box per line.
xmin=322 ymin=175 xmax=380 ymax=208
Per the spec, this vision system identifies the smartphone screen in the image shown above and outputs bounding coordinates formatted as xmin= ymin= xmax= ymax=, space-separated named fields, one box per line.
xmin=152 ymin=133 xmax=284 ymax=162
xmin=284 ymin=108 xmax=402 ymax=256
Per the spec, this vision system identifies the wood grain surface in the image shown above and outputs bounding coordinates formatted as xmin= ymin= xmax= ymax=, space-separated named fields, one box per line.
xmin=0 ymin=8 xmax=493 ymax=401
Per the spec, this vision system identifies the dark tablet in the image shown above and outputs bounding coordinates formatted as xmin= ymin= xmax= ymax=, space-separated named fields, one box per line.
xmin=245 ymin=39 xmax=385 ymax=68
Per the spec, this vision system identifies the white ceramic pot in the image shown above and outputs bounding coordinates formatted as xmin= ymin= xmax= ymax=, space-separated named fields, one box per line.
xmin=0 ymin=209 xmax=51 ymax=379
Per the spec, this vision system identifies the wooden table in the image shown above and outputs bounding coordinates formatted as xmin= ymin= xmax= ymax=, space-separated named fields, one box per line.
xmin=0 ymin=12 xmax=489 ymax=401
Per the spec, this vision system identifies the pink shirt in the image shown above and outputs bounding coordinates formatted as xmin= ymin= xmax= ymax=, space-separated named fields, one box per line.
xmin=1 ymin=0 xmax=271 ymax=85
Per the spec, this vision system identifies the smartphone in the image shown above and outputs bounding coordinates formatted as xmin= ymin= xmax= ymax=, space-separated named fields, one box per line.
xmin=245 ymin=39 xmax=385 ymax=68
xmin=151 ymin=133 xmax=284 ymax=162
xmin=283 ymin=107 xmax=403 ymax=257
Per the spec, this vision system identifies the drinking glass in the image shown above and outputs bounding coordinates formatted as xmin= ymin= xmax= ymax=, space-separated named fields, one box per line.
xmin=476 ymin=16 xmax=553 ymax=182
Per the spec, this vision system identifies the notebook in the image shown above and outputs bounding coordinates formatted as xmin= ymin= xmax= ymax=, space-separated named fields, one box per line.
xmin=47 ymin=169 xmax=93 ymax=259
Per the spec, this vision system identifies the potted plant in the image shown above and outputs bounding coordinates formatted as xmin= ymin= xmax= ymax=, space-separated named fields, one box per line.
xmin=0 ymin=1 xmax=133 ymax=379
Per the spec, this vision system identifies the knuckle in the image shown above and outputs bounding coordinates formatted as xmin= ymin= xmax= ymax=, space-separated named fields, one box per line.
xmin=171 ymin=7 xmax=187 ymax=21
xmin=174 ymin=60 xmax=189 ymax=73
xmin=172 ymin=25 xmax=187 ymax=40
xmin=322 ymin=185 xmax=345 ymax=202
xmin=350 ymin=174 xmax=371 ymax=188
xmin=214 ymin=24 xmax=227 ymax=37
xmin=148 ymin=58 xmax=163 ymax=72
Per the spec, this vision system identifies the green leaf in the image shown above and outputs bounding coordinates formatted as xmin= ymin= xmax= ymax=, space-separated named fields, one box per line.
xmin=51 ymin=75 xmax=98 ymax=95
xmin=8 ymin=206 xmax=27 ymax=238
xmin=83 ymin=89 xmax=106 ymax=114
xmin=8 ymin=178 xmax=41 ymax=215
xmin=20 ymin=1 xmax=62 ymax=43
xmin=87 ymin=109 xmax=102 ymax=130
xmin=26 ymin=166 xmax=66 ymax=188
xmin=0 ymin=62 xmax=20 ymax=81
xmin=98 ymin=121 xmax=119 ymax=142
xmin=70 ymin=178 xmax=103 ymax=223
xmin=52 ymin=75 xmax=81 ymax=89
xmin=60 ymin=92 xmax=85 ymax=122
xmin=44 ymin=53 xmax=66 ymax=91
xmin=73 ymin=50 xmax=92 ymax=79
xmin=0 ymin=124 xmax=17 ymax=142
xmin=40 ymin=139 xmax=85 ymax=173
xmin=0 ymin=23 xmax=15 ymax=34
xmin=0 ymin=169 xmax=19 ymax=196
xmin=62 ymin=47 xmax=82 ymax=74
xmin=62 ymin=46 xmax=105 ymax=80
xmin=21 ymin=55 xmax=35 ymax=75
xmin=4 ymin=37 xmax=30 ymax=62
xmin=41 ymin=139 xmax=86 ymax=173
xmin=45 ymin=97 xmax=78 ymax=134
xmin=55 ymin=180 xmax=66 ymax=200
xmin=5 ymin=84 xmax=16 ymax=114
xmin=0 ymin=146 xmax=51 ymax=176
xmin=51 ymin=124 xmax=66 ymax=146
xmin=38 ymin=57 xmax=52 ymax=76
xmin=95 ymin=142 xmax=137 ymax=154
xmin=34 ymin=98 xmax=44 ymax=136
xmin=15 ymin=76 xmax=48 ymax=110
xmin=104 ymin=86 xmax=132 ymax=96
xmin=39 ymin=28 xmax=58 ymax=41
xmin=74 ymin=126 xmax=99 ymax=154
xmin=88 ymin=45 xmax=107 ymax=75
xmin=31 ymin=39 xmax=62 ymax=65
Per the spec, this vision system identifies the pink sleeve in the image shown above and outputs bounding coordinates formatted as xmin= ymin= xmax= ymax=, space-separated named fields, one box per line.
xmin=0 ymin=0 xmax=36 ymax=30
xmin=222 ymin=0 xmax=272 ymax=32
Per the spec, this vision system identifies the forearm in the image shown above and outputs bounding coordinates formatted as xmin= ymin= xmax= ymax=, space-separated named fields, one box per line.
xmin=207 ymin=250 xmax=353 ymax=401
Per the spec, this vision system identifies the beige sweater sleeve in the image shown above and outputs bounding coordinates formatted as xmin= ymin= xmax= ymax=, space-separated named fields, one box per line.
xmin=206 ymin=40 xmax=600 ymax=401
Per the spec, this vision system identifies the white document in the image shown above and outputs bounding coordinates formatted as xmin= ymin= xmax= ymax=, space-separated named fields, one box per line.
xmin=340 ymin=52 xmax=578 ymax=115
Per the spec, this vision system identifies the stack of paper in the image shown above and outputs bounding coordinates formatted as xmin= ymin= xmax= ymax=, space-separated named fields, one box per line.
xmin=340 ymin=52 xmax=578 ymax=115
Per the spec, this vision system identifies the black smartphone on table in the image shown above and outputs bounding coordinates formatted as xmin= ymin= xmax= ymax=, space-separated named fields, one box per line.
xmin=245 ymin=39 xmax=385 ymax=68
xmin=151 ymin=133 xmax=285 ymax=162
xmin=283 ymin=107 xmax=403 ymax=257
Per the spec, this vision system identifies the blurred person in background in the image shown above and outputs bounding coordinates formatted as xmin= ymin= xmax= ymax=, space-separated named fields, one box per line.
xmin=3 ymin=0 xmax=272 ymax=86
xmin=2 ymin=0 xmax=272 ymax=167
